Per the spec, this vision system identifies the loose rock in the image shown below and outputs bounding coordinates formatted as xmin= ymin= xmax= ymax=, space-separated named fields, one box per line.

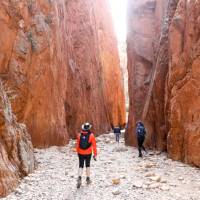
xmin=112 ymin=179 xmax=121 ymax=185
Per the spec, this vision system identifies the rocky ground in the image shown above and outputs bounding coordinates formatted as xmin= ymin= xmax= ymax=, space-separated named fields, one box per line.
xmin=3 ymin=132 xmax=200 ymax=200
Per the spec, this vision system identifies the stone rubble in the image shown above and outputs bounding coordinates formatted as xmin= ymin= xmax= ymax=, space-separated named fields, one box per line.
xmin=3 ymin=133 xmax=200 ymax=200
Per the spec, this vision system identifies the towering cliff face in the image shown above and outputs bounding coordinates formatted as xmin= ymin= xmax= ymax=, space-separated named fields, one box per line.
xmin=126 ymin=0 xmax=200 ymax=166
xmin=126 ymin=0 xmax=168 ymax=147
xmin=167 ymin=0 xmax=200 ymax=167
xmin=0 ymin=0 xmax=70 ymax=147
xmin=61 ymin=0 xmax=125 ymax=139
xmin=95 ymin=0 xmax=126 ymax=127
xmin=0 ymin=0 xmax=125 ymax=147
xmin=0 ymin=0 xmax=125 ymax=195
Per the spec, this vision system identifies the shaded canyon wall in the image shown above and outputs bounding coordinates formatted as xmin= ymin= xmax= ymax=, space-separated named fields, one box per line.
xmin=126 ymin=0 xmax=200 ymax=166
xmin=126 ymin=0 xmax=169 ymax=147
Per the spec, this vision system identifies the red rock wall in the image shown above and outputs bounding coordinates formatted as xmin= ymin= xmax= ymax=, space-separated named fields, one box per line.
xmin=167 ymin=0 xmax=200 ymax=166
xmin=144 ymin=0 xmax=178 ymax=151
xmin=126 ymin=0 xmax=200 ymax=166
xmin=94 ymin=0 xmax=126 ymax=127
xmin=0 ymin=80 xmax=35 ymax=197
xmin=64 ymin=0 xmax=125 ymax=138
xmin=0 ymin=0 xmax=125 ymax=147
xmin=126 ymin=0 xmax=158 ymax=146
xmin=0 ymin=0 xmax=70 ymax=147
xmin=0 ymin=0 xmax=125 ymax=196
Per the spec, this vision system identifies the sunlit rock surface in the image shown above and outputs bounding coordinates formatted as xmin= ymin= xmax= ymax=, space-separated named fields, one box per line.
xmin=0 ymin=0 xmax=125 ymax=147
xmin=0 ymin=0 xmax=125 ymax=196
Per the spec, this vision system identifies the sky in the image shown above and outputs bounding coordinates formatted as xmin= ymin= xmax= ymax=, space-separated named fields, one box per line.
xmin=109 ymin=0 xmax=127 ymax=42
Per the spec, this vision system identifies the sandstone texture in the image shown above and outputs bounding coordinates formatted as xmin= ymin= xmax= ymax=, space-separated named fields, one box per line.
xmin=126 ymin=0 xmax=200 ymax=167
xmin=95 ymin=0 xmax=126 ymax=127
xmin=0 ymin=0 xmax=125 ymax=196
xmin=126 ymin=0 xmax=167 ymax=147
xmin=0 ymin=80 xmax=35 ymax=197
xmin=167 ymin=0 xmax=200 ymax=167
xmin=0 ymin=0 xmax=125 ymax=147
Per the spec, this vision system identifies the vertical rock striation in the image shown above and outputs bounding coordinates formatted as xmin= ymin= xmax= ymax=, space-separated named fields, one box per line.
xmin=0 ymin=0 xmax=125 ymax=147
xmin=64 ymin=0 xmax=125 ymax=138
xmin=0 ymin=0 xmax=70 ymax=147
xmin=95 ymin=0 xmax=126 ymax=127
xmin=126 ymin=0 xmax=177 ymax=148
xmin=167 ymin=0 xmax=200 ymax=166
xmin=0 ymin=0 xmax=125 ymax=196
xmin=126 ymin=0 xmax=200 ymax=166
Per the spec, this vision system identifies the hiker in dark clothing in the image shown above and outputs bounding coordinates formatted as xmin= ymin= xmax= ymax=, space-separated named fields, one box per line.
xmin=135 ymin=121 xmax=147 ymax=157
xmin=113 ymin=126 xmax=121 ymax=143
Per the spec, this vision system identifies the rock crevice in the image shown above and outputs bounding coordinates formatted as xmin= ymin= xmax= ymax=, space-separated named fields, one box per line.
xmin=0 ymin=0 xmax=125 ymax=196
xmin=0 ymin=0 xmax=125 ymax=147
xmin=126 ymin=0 xmax=200 ymax=167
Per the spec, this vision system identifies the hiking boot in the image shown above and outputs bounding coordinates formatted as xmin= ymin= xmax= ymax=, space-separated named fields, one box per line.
xmin=86 ymin=177 xmax=92 ymax=185
xmin=77 ymin=176 xmax=82 ymax=188
xmin=139 ymin=153 xmax=142 ymax=158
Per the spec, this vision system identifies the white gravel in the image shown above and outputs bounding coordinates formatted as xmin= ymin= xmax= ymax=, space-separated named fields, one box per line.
xmin=3 ymin=133 xmax=200 ymax=200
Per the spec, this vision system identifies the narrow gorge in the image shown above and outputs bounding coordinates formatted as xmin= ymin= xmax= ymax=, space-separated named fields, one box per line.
xmin=0 ymin=0 xmax=125 ymax=196
xmin=125 ymin=0 xmax=200 ymax=168
xmin=0 ymin=0 xmax=199 ymax=198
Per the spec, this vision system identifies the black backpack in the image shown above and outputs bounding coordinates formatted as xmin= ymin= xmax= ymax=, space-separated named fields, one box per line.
xmin=79 ymin=132 xmax=91 ymax=149
xmin=136 ymin=125 xmax=146 ymax=137
xmin=114 ymin=127 xmax=121 ymax=134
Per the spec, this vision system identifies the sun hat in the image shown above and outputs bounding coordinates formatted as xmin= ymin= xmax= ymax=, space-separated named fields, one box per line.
xmin=81 ymin=122 xmax=92 ymax=131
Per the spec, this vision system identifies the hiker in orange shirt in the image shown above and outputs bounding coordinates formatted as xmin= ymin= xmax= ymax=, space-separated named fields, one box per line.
xmin=76 ymin=122 xmax=97 ymax=188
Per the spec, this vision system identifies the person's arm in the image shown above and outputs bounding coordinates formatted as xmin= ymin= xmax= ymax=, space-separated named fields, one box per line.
xmin=91 ymin=134 xmax=97 ymax=157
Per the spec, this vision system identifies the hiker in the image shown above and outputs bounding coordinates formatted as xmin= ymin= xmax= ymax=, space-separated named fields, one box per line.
xmin=135 ymin=121 xmax=147 ymax=157
xmin=113 ymin=126 xmax=121 ymax=143
xmin=76 ymin=122 xmax=97 ymax=188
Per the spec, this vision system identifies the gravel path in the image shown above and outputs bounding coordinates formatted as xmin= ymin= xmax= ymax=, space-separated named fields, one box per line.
xmin=3 ymin=133 xmax=200 ymax=200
